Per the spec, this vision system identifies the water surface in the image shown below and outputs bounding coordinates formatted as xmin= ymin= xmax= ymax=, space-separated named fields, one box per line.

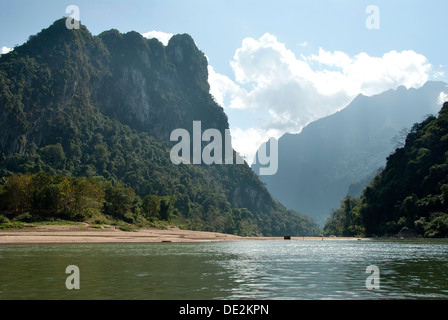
xmin=1 ymin=239 xmax=448 ymax=300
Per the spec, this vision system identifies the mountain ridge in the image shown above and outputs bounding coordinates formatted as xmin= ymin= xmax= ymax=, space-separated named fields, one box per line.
xmin=323 ymin=102 xmax=448 ymax=238
xmin=253 ymin=80 xmax=448 ymax=224
xmin=0 ymin=18 xmax=320 ymax=236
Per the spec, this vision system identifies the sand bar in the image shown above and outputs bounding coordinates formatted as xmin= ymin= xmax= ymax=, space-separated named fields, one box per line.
xmin=0 ymin=224 xmax=365 ymax=244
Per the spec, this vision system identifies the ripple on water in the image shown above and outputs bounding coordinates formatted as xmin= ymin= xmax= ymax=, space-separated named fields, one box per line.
xmin=0 ymin=240 xmax=448 ymax=299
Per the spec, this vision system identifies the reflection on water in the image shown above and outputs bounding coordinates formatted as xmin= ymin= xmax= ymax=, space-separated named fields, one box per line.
xmin=1 ymin=239 xmax=448 ymax=300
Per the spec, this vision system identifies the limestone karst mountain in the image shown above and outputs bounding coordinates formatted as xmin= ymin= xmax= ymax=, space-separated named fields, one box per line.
xmin=0 ymin=18 xmax=319 ymax=236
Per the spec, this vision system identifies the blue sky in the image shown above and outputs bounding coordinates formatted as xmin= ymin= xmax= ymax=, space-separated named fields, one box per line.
xmin=1 ymin=1 xmax=448 ymax=75
xmin=1 ymin=0 xmax=448 ymax=163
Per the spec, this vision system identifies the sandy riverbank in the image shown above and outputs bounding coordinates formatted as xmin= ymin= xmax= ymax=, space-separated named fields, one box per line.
xmin=0 ymin=224 xmax=366 ymax=244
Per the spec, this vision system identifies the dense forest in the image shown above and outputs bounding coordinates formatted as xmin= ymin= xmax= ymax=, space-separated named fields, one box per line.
xmin=323 ymin=102 xmax=448 ymax=238
xmin=0 ymin=18 xmax=319 ymax=236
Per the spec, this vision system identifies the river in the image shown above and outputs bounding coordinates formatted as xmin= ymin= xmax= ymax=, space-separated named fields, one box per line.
xmin=1 ymin=239 xmax=448 ymax=300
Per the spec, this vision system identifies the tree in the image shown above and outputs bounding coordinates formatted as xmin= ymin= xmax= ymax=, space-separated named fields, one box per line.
xmin=323 ymin=196 xmax=364 ymax=237
xmin=103 ymin=183 xmax=135 ymax=220
xmin=68 ymin=177 xmax=104 ymax=219
xmin=40 ymin=143 xmax=66 ymax=169
xmin=159 ymin=195 xmax=175 ymax=221
xmin=142 ymin=195 xmax=160 ymax=219
xmin=1 ymin=173 xmax=32 ymax=214
xmin=391 ymin=127 xmax=409 ymax=149
xmin=30 ymin=171 xmax=61 ymax=214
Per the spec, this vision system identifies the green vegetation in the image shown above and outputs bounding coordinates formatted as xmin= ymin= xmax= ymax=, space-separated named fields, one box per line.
xmin=0 ymin=172 xmax=141 ymax=228
xmin=322 ymin=196 xmax=365 ymax=237
xmin=0 ymin=18 xmax=320 ymax=236
xmin=323 ymin=102 xmax=448 ymax=238
xmin=0 ymin=170 xmax=319 ymax=236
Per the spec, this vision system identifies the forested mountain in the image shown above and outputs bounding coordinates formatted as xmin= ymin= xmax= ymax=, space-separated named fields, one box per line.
xmin=323 ymin=102 xmax=448 ymax=238
xmin=0 ymin=18 xmax=319 ymax=236
xmin=252 ymin=81 xmax=448 ymax=224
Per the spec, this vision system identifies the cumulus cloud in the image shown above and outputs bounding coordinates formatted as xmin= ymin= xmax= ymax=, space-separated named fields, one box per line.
xmin=208 ymin=33 xmax=434 ymax=164
xmin=308 ymin=48 xmax=432 ymax=96
xmin=438 ymin=91 xmax=448 ymax=105
xmin=141 ymin=31 xmax=173 ymax=46
xmin=230 ymin=127 xmax=284 ymax=165
xmin=1 ymin=46 xmax=12 ymax=55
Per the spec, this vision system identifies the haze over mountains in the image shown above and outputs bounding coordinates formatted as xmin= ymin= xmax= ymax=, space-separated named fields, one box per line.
xmin=253 ymin=81 xmax=448 ymax=224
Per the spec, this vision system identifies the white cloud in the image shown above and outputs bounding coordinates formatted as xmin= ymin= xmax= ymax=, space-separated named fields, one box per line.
xmin=438 ymin=91 xmax=448 ymax=105
xmin=208 ymin=65 xmax=248 ymax=109
xmin=209 ymin=33 xmax=434 ymax=165
xmin=308 ymin=47 xmax=353 ymax=69
xmin=1 ymin=46 xmax=12 ymax=55
xmin=230 ymin=127 xmax=283 ymax=165
xmin=307 ymin=49 xmax=431 ymax=97
xmin=141 ymin=31 xmax=173 ymax=46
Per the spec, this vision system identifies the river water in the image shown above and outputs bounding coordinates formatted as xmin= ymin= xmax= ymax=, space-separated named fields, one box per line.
xmin=1 ymin=239 xmax=448 ymax=300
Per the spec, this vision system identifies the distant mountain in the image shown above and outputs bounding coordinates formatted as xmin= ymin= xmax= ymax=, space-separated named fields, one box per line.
xmin=0 ymin=18 xmax=319 ymax=236
xmin=252 ymin=81 xmax=448 ymax=224
xmin=323 ymin=102 xmax=448 ymax=238
xmin=360 ymin=102 xmax=448 ymax=237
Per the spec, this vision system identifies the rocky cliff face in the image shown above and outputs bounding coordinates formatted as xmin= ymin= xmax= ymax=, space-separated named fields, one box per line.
xmin=0 ymin=18 xmax=320 ymax=236
xmin=95 ymin=29 xmax=227 ymax=140
xmin=0 ymin=18 xmax=227 ymax=156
